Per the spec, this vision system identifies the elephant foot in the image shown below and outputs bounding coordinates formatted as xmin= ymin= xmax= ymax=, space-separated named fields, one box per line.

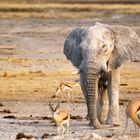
xmin=106 ymin=118 xmax=121 ymax=127
xmin=100 ymin=119 xmax=106 ymax=125
xmin=107 ymin=121 xmax=121 ymax=127
xmin=112 ymin=119 xmax=121 ymax=127
xmin=89 ymin=119 xmax=105 ymax=129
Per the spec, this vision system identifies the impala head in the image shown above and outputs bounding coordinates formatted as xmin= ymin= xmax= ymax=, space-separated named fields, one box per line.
xmin=49 ymin=102 xmax=60 ymax=114
xmin=137 ymin=107 xmax=140 ymax=119
xmin=56 ymin=87 xmax=60 ymax=94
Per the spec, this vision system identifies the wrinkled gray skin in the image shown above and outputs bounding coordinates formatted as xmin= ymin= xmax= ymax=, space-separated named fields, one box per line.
xmin=64 ymin=23 xmax=140 ymax=129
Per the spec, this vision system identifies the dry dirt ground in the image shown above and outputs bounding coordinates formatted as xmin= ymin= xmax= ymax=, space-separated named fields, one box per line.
xmin=0 ymin=13 xmax=140 ymax=140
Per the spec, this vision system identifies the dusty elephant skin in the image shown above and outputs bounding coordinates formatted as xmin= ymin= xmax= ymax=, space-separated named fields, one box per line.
xmin=64 ymin=22 xmax=140 ymax=129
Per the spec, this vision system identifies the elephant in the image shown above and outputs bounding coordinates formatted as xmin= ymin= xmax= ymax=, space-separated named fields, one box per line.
xmin=63 ymin=22 xmax=140 ymax=129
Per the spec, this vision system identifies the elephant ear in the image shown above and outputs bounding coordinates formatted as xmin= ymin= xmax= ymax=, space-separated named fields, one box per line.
xmin=108 ymin=25 xmax=140 ymax=69
xmin=64 ymin=28 xmax=84 ymax=69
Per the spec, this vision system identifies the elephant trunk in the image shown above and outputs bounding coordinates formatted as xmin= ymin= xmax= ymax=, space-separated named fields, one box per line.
xmin=85 ymin=61 xmax=102 ymax=129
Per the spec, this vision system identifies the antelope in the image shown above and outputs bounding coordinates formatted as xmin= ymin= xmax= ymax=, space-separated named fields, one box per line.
xmin=137 ymin=110 xmax=140 ymax=119
xmin=55 ymin=80 xmax=79 ymax=97
xmin=123 ymin=99 xmax=140 ymax=136
xmin=49 ymin=102 xmax=71 ymax=136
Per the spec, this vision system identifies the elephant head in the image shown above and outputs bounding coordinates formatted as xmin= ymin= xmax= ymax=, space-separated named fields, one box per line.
xmin=64 ymin=23 xmax=140 ymax=129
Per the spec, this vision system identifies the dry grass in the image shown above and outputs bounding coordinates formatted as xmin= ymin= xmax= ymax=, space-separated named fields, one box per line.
xmin=0 ymin=70 xmax=80 ymax=100
xmin=0 ymin=11 xmax=99 ymax=19
xmin=120 ymin=63 xmax=140 ymax=94
xmin=0 ymin=70 xmax=78 ymax=78
xmin=0 ymin=3 xmax=139 ymax=18
xmin=0 ymin=63 xmax=139 ymax=101
xmin=1 ymin=0 xmax=140 ymax=3
xmin=0 ymin=57 xmax=67 ymax=65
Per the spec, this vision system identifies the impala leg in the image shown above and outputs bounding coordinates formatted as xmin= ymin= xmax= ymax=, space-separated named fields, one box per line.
xmin=58 ymin=125 xmax=61 ymax=136
xmin=66 ymin=121 xmax=70 ymax=133
xmin=123 ymin=116 xmax=129 ymax=135
xmin=70 ymin=91 xmax=73 ymax=102
xmin=62 ymin=124 xmax=65 ymax=135
xmin=55 ymin=88 xmax=61 ymax=97
xmin=59 ymin=125 xmax=62 ymax=136
xmin=68 ymin=91 xmax=70 ymax=98
xmin=138 ymin=128 xmax=140 ymax=138
xmin=133 ymin=121 xmax=138 ymax=136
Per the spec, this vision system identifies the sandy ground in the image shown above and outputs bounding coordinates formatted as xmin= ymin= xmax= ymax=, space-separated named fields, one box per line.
xmin=0 ymin=13 xmax=140 ymax=140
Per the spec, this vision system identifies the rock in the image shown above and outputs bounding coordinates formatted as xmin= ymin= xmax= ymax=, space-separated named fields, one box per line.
xmin=16 ymin=133 xmax=38 ymax=139
xmin=41 ymin=133 xmax=49 ymax=139
xmin=3 ymin=115 xmax=16 ymax=119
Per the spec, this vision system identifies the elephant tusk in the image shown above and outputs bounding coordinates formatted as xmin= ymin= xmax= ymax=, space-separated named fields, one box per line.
xmin=72 ymin=70 xmax=80 ymax=75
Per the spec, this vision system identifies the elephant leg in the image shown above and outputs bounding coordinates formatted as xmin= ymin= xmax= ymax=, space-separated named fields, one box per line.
xmin=97 ymin=90 xmax=102 ymax=123
xmin=98 ymin=72 xmax=109 ymax=124
xmin=100 ymin=88 xmax=109 ymax=124
xmin=107 ymin=69 xmax=120 ymax=126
